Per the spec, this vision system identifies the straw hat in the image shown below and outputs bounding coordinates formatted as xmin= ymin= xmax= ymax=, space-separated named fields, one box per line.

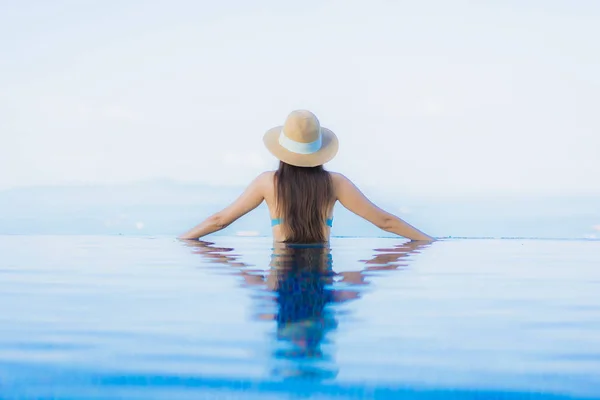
xmin=263 ymin=110 xmax=339 ymax=167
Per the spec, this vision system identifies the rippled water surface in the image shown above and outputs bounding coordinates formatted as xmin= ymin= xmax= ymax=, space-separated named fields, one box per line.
xmin=1 ymin=235 xmax=600 ymax=399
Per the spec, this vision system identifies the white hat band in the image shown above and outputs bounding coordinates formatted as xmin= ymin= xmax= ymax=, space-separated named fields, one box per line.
xmin=278 ymin=130 xmax=322 ymax=154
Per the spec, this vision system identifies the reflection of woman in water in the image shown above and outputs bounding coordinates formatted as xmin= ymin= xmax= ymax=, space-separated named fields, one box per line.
xmin=267 ymin=244 xmax=339 ymax=362
xmin=183 ymin=240 xmax=429 ymax=379
xmin=179 ymin=110 xmax=434 ymax=243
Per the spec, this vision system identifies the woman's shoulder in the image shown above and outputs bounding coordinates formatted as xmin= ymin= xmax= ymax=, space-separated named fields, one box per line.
xmin=258 ymin=170 xmax=276 ymax=180
xmin=328 ymin=171 xmax=351 ymax=186
xmin=253 ymin=171 xmax=276 ymax=187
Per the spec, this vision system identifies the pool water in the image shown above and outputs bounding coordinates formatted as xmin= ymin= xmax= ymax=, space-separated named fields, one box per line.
xmin=0 ymin=235 xmax=599 ymax=399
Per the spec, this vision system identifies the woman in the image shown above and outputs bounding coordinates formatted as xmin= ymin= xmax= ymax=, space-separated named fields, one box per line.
xmin=179 ymin=110 xmax=434 ymax=243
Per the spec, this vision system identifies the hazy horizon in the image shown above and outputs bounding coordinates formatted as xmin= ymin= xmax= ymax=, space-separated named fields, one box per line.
xmin=2 ymin=177 xmax=600 ymax=197
xmin=1 ymin=181 xmax=598 ymax=239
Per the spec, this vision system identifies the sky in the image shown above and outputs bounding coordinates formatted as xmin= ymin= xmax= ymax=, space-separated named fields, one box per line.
xmin=1 ymin=0 xmax=599 ymax=196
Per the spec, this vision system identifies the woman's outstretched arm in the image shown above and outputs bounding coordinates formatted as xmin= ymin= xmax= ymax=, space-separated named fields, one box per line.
xmin=178 ymin=173 xmax=268 ymax=240
xmin=332 ymin=173 xmax=434 ymax=241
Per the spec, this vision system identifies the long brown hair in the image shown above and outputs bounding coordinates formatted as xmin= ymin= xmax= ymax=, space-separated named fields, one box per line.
xmin=274 ymin=161 xmax=334 ymax=243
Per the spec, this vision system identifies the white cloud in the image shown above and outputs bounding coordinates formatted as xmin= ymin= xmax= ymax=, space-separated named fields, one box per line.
xmin=222 ymin=151 xmax=268 ymax=169
xmin=36 ymin=96 xmax=143 ymax=123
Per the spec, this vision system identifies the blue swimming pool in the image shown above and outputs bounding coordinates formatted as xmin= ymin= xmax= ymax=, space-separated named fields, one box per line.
xmin=1 ymin=235 xmax=599 ymax=399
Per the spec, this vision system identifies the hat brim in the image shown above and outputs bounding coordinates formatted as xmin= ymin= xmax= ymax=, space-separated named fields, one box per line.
xmin=263 ymin=126 xmax=339 ymax=167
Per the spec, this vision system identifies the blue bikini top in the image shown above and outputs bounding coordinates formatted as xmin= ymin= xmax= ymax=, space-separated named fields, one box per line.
xmin=271 ymin=218 xmax=333 ymax=227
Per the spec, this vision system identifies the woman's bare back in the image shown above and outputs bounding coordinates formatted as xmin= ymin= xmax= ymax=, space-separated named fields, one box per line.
xmin=179 ymin=171 xmax=433 ymax=242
